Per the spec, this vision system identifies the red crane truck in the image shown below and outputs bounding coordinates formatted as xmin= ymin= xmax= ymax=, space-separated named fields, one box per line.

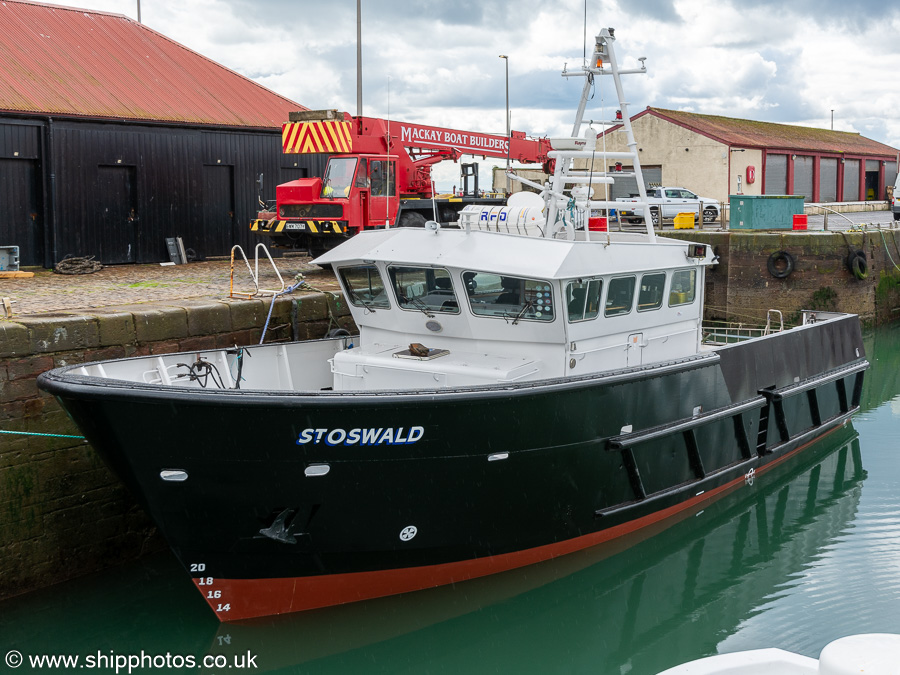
xmin=251 ymin=110 xmax=552 ymax=257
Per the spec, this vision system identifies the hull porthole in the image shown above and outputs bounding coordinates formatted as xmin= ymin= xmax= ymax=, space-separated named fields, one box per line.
xmin=767 ymin=251 xmax=795 ymax=278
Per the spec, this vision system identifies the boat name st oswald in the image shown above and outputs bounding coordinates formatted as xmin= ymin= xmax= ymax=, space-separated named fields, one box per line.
xmin=296 ymin=427 xmax=425 ymax=446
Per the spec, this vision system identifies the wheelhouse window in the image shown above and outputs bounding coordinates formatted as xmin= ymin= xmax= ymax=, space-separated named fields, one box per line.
xmin=322 ymin=157 xmax=358 ymax=198
xmin=338 ymin=265 xmax=390 ymax=309
xmin=604 ymin=276 xmax=636 ymax=317
xmin=388 ymin=266 xmax=460 ymax=314
xmin=462 ymin=272 xmax=554 ymax=322
xmin=668 ymin=269 xmax=697 ymax=306
xmin=637 ymin=272 xmax=666 ymax=312
xmin=566 ymin=279 xmax=602 ymax=322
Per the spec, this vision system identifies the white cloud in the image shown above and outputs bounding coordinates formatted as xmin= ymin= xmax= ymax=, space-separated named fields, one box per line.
xmin=47 ymin=0 xmax=900 ymax=186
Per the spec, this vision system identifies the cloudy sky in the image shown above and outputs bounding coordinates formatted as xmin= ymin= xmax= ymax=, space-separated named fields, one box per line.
xmin=50 ymin=0 xmax=900 ymax=190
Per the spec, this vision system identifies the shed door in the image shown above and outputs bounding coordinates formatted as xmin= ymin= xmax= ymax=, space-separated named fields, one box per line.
xmin=280 ymin=167 xmax=307 ymax=183
xmin=843 ymin=160 xmax=860 ymax=201
xmin=885 ymin=161 xmax=898 ymax=194
xmin=820 ymin=158 xmax=838 ymax=202
xmin=203 ymin=165 xmax=235 ymax=258
xmin=765 ymin=154 xmax=787 ymax=194
xmin=0 ymin=158 xmax=43 ymax=267
xmin=865 ymin=160 xmax=880 ymax=200
xmin=609 ymin=165 xmax=661 ymax=200
xmin=98 ymin=165 xmax=138 ymax=264
xmin=793 ymin=156 xmax=813 ymax=200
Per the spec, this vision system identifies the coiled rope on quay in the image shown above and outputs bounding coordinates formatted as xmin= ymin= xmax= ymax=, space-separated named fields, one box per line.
xmin=53 ymin=255 xmax=104 ymax=275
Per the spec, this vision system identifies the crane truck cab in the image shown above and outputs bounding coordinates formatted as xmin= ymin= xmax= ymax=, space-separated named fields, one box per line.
xmin=254 ymin=153 xmax=399 ymax=258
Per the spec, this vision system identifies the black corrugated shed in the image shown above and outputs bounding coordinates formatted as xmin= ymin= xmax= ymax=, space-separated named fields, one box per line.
xmin=1 ymin=117 xmax=327 ymax=268
xmin=0 ymin=2 xmax=326 ymax=268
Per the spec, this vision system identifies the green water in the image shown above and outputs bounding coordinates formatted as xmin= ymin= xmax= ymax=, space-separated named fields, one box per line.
xmin=3 ymin=326 xmax=900 ymax=674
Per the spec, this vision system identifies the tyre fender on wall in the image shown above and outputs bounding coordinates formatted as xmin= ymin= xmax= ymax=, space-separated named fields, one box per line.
xmin=767 ymin=251 xmax=795 ymax=278
xmin=851 ymin=251 xmax=868 ymax=280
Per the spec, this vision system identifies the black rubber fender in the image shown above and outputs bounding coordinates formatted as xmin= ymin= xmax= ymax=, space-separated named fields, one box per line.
xmin=767 ymin=250 xmax=795 ymax=278
xmin=846 ymin=248 xmax=866 ymax=271
xmin=851 ymin=253 xmax=869 ymax=280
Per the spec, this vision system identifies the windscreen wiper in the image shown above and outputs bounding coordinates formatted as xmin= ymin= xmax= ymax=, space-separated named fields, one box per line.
xmin=400 ymin=294 xmax=435 ymax=318
xmin=349 ymin=290 xmax=378 ymax=312
xmin=511 ymin=301 xmax=534 ymax=325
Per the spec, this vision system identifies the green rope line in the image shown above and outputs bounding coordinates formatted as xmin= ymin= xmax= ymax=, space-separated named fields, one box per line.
xmin=294 ymin=275 xmax=345 ymax=334
xmin=880 ymin=229 xmax=900 ymax=273
xmin=0 ymin=429 xmax=85 ymax=439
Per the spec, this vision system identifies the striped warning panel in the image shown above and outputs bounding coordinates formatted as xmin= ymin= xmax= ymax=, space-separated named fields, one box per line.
xmin=297 ymin=221 xmax=347 ymax=234
xmin=250 ymin=219 xmax=287 ymax=232
xmin=282 ymin=121 xmax=353 ymax=154
xmin=251 ymin=220 xmax=347 ymax=234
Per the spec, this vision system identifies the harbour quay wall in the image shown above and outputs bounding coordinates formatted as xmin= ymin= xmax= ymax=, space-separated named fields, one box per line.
xmin=665 ymin=229 xmax=900 ymax=326
xmin=0 ymin=292 xmax=354 ymax=602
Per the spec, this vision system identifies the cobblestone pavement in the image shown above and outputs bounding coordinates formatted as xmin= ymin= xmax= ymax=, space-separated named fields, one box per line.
xmin=1 ymin=254 xmax=341 ymax=317
xmin=5 ymin=213 xmax=897 ymax=317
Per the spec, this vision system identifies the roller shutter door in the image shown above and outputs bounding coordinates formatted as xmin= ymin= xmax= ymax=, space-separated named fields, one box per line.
xmin=820 ymin=158 xmax=838 ymax=202
xmin=765 ymin=154 xmax=787 ymax=194
xmin=794 ymin=156 xmax=813 ymax=200
xmin=609 ymin=165 xmax=661 ymax=200
xmin=885 ymin=161 xmax=897 ymax=191
xmin=843 ymin=159 xmax=860 ymax=201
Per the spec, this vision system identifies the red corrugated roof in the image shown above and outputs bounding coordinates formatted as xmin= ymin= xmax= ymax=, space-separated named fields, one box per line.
xmin=644 ymin=107 xmax=898 ymax=156
xmin=0 ymin=0 xmax=306 ymax=128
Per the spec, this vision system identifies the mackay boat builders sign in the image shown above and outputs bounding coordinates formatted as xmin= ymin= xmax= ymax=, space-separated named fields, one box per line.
xmin=282 ymin=119 xmax=509 ymax=155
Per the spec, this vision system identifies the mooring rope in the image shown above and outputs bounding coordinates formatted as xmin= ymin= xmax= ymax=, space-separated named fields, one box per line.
xmin=293 ymin=277 xmax=344 ymax=335
xmin=0 ymin=429 xmax=85 ymax=439
xmin=53 ymin=255 xmax=104 ymax=275
xmin=879 ymin=229 xmax=900 ymax=272
xmin=258 ymin=274 xmax=345 ymax=345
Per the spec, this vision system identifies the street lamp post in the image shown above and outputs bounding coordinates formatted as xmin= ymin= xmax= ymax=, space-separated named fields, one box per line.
xmin=499 ymin=55 xmax=509 ymax=194
xmin=357 ymin=0 xmax=363 ymax=117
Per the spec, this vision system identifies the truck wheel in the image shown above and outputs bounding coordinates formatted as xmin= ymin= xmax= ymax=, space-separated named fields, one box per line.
xmin=703 ymin=208 xmax=717 ymax=223
xmin=398 ymin=212 xmax=427 ymax=228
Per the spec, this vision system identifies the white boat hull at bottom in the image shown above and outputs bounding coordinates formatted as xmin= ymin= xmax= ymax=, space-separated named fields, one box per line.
xmin=658 ymin=633 xmax=900 ymax=675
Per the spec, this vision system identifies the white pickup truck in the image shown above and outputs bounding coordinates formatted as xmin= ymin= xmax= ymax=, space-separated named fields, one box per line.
xmin=616 ymin=187 xmax=720 ymax=225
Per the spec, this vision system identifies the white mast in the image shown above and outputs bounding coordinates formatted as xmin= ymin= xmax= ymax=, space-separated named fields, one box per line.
xmin=540 ymin=28 xmax=653 ymax=240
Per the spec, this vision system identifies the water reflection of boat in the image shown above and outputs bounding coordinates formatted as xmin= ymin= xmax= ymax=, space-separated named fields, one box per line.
xmin=206 ymin=425 xmax=864 ymax=672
